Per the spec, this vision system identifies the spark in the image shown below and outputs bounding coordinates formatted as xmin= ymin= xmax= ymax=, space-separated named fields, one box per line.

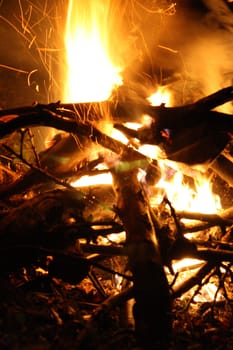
xmin=27 ymin=69 xmax=38 ymax=87
xmin=0 ymin=63 xmax=29 ymax=74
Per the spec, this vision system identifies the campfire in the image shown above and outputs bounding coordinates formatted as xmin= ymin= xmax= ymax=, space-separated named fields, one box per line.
xmin=0 ymin=1 xmax=233 ymax=349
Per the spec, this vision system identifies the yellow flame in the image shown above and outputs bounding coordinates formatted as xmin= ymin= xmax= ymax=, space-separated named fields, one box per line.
xmin=172 ymin=258 xmax=205 ymax=273
xmin=156 ymin=169 xmax=221 ymax=214
xmin=71 ymin=172 xmax=112 ymax=188
xmin=137 ymin=141 xmax=221 ymax=214
xmin=63 ymin=0 xmax=122 ymax=102
xmin=148 ymin=86 xmax=171 ymax=106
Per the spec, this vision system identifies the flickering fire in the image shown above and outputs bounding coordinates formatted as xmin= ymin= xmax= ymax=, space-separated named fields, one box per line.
xmin=193 ymin=282 xmax=224 ymax=303
xmin=63 ymin=0 xmax=122 ymax=103
xmin=63 ymin=1 xmax=223 ymax=303
xmin=148 ymin=86 xmax=172 ymax=107
xmin=155 ymin=166 xmax=221 ymax=214
xmin=71 ymin=172 xmax=112 ymax=188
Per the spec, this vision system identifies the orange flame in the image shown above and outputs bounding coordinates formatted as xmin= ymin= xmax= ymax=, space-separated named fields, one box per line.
xmin=63 ymin=0 xmax=122 ymax=103
xmin=148 ymin=86 xmax=172 ymax=106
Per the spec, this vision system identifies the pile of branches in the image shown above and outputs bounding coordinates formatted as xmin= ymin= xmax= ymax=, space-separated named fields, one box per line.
xmin=0 ymin=86 xmax=233 ymax=349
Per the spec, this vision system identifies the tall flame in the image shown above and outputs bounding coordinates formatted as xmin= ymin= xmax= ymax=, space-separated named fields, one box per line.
xmin=63 ymin=0 xmax=122 ymax=103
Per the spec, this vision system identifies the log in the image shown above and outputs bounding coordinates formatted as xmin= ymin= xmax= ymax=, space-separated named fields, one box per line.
xmin=112 ymin=86 xmax=233 ymax=166
xmin=177 ymin=206 xmax=233 ymax=224
xmin=114 ymin=109 xmax=232 ymax=165
xmin=0 ymin=133 xmax=101 ymax=198
xmin=0 ymin=189 xmax=87 ymax=250
xmin=211 ymin=154 xmax=233 ymax=188
xmin=0 ymin=86 xmax=232 ymax=124
xmin=0 ymin=111 xmax=160 ymax=200
xmin=0 ymin=86 xmax=232 ymax=177
xmin=111 ymin=152 xmax=172 ymax=349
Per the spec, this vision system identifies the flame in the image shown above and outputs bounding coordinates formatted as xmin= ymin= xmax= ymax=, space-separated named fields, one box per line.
xmin=193 ymin=282 xmax=224 ymax=303
xmin=156 ymin=168 xmax=221 ymax=214
xmin=71 ymin=172 xmax=112 ymax=188
xmin=61 ymin=3 xmax=225 ymax=305
xmin=148 ymin=86 xmax=172 ymax=106
xmin=63 ymin=0 xmax=122 ymax=102
xmin=137 ymin=141 xmax=221 ymax=214
xmin=172 ymin=258 xmax=205 ymax=273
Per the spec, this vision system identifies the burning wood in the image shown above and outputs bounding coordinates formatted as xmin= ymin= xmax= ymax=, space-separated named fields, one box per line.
xmin=0 ymin=85 xmax=233 ymax=349
xmin=1 ymin=0 xmax=233 ymax=348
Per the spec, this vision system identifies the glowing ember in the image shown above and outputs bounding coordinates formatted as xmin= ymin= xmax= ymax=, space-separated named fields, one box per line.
xmin=71 ymin=172 xmax=112 ymax=188
xmin=63 ymin=0 xmax=122 ymax=102
xmin=193 ymin=282 xmax=224 ymax=303
xmin=172 ymin=258 xmax=205 ymax=273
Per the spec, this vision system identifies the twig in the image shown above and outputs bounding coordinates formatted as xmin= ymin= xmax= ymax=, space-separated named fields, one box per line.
xmin=2 ymin=144 xmax=79 ymax=192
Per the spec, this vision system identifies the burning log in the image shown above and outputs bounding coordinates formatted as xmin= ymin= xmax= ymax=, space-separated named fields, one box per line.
xmin=0 ymin=86 xmax=233 ymax=348
xmin=172 ymin=261 xmax=215 ymax=299
xmin=0 ymin=113 xmax=160 ymax=199
xmin=0 ymin=86 xmax=232 ymax=127
xmin=110 ymin=152 xmax=172 ymax=349
xmin=178 ymin=207 xmax=233 ymax=228
xmin=0 ymin=86 xmax=232 ymax=190
xmin=114 ymin=85 xmax=233 ymax=166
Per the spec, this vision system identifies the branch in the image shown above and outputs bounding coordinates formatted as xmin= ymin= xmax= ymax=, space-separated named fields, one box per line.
xmin=111 ymin=154 xmax=172 ymax=348
xmin=0 ymin=107 xmax=160 ymax=176
xmin=177 ymin=208 xmax=233 ymax=226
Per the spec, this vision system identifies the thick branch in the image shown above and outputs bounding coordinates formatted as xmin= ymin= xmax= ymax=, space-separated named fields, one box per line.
xmin=111 ymin=157 xmax=172 ymax=348
xmin=1 ymin=86 xmax=232 ymax=131
xmin=0 ymin=108 xmax=160 ymax=174
xmin=177 ymin=206 xmax=233 ymax=225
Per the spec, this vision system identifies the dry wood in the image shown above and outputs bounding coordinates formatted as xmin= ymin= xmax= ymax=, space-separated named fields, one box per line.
xmin=0 ymin=86 xmax=232 ymax=182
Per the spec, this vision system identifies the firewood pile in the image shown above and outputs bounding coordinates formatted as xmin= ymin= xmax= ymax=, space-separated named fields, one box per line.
xmin=0 ymin=86 xmax=232 ymax=349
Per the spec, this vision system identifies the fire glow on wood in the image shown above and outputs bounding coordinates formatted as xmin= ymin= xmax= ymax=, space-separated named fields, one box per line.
xmin=0 ymin=1 xmax=233 ymax=349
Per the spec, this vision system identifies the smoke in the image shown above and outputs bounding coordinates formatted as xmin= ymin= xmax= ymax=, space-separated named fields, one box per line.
xmin=156 ymin=1 xmax=233 ymax=110
xmin=183 ymin=22 xmax=233 ymax=110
